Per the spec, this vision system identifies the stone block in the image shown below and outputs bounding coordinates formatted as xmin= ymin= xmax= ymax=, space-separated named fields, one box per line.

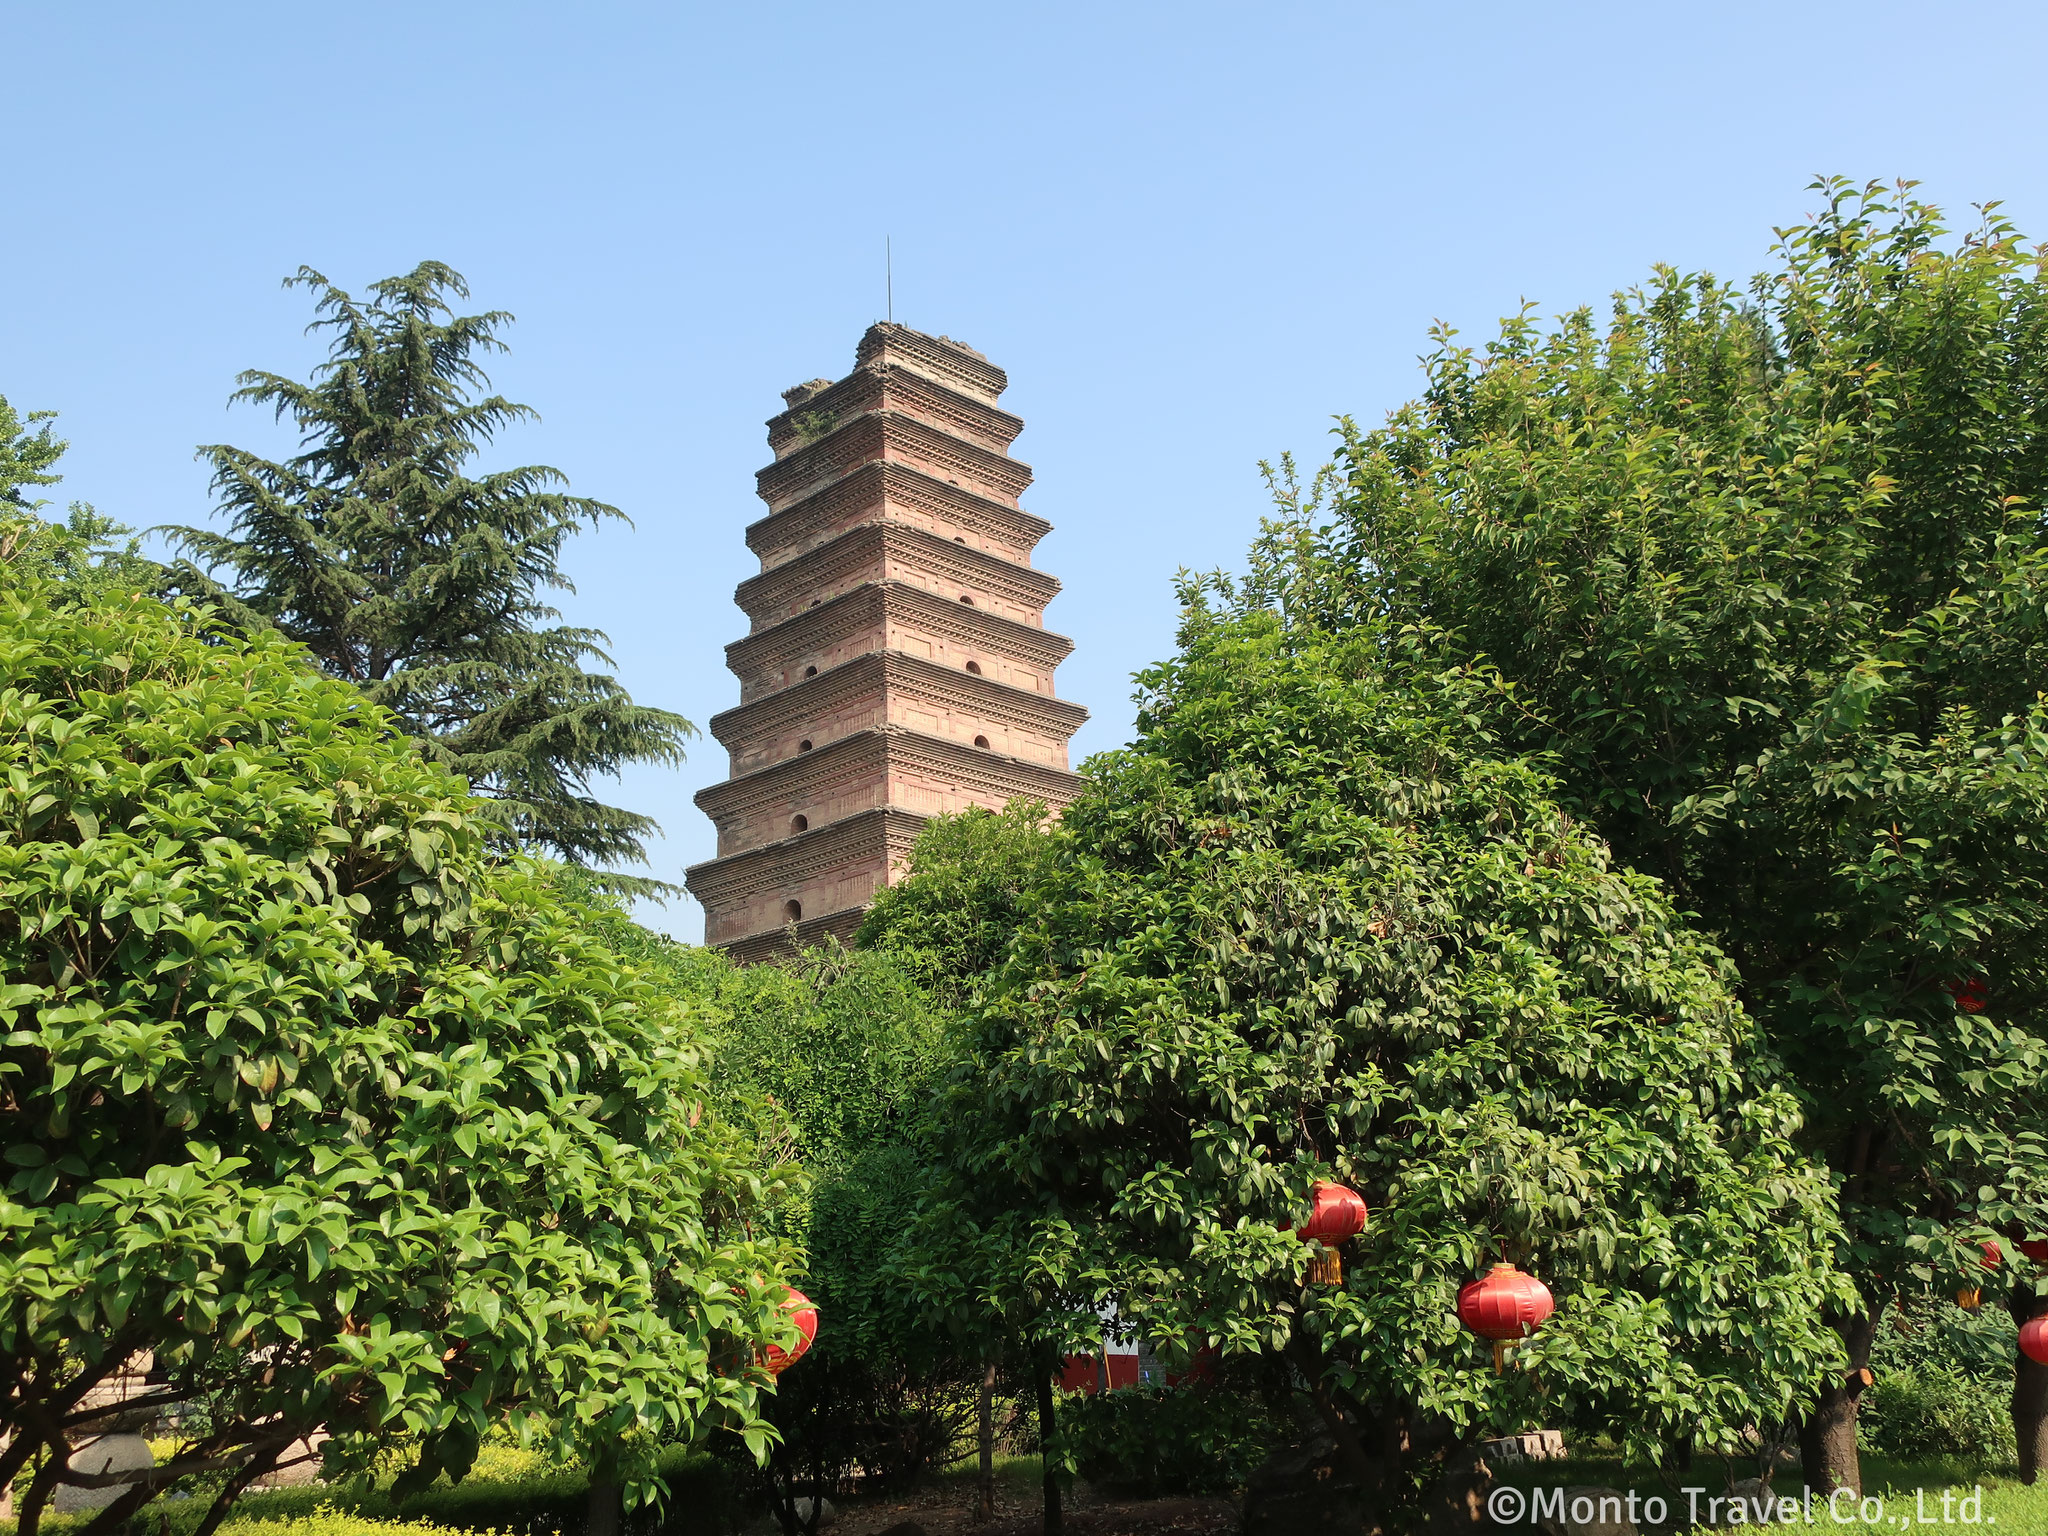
xmin=52 ymin=1433 xmax=154 ymax=1512
xmin=1480 ymin=1429 xmax=1567 ymax=1464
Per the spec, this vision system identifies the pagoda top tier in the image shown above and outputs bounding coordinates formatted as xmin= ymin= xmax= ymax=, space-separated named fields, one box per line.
xmin=769 ymin=324 xmax=1017 ymax=455
xmin=844 ymin=322 xmax=1005 ymax=400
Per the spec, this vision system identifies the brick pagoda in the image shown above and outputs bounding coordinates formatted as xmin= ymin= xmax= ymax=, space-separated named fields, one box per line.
xmin=686 ymin=324 xmax=1087 ymax=961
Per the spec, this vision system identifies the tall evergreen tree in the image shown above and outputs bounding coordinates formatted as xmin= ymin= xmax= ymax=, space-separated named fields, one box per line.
xmin=167 ymin=262 xmax=689 ymax=884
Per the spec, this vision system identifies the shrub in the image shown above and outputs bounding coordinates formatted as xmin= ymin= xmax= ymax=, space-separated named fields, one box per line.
xmin=222 ymin=1514 xmax=495 ymax=1536
xmin=1055 ymin=1387 xmax=1283 ymax=1497
xmin=0 ymin=587 xmax=793 ymax=1532
xmin=1860 ymin=1296 xmax=2019 ymax=1465
xmin=934 ymin=614 xmax=1853 ymax=1491
xmin=18 ymin=1449 xmax=738 ymax=1536
xmin=1860 ymin=1368 xmax=2016 ymax=1464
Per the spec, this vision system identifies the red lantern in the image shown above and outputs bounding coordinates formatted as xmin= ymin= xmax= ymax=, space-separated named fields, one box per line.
xmin=1458 ymin=1263 xmax=1555 ymax=1373
xmin=763 ymin=1287 xmax=819 ymax=1376
xmin=2018 ymin=1240 xmax=2048 ymax=1265
xmin=1945 ymin=977 xmax=1990 ymax=1014
xmin=2022 ymin=1317 xmax=2048 ymax=1367
xmin=1293 ymin=1181 xmax=1368 ymax=1286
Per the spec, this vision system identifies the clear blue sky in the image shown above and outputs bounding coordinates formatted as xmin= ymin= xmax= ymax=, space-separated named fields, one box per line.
xmin=8 ymin=2 xmax=2044 ymax=939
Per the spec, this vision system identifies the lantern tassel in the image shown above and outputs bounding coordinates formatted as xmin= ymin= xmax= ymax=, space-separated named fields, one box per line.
xmin=1307 ymin=1245 xmax=1343 ymax=1286
xmin=1493 ymin=1340 xmax=1508 ymax=1375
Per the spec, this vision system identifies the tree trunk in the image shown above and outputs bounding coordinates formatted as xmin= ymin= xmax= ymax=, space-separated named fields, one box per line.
xmin=1036 ymin=1365 xmax=1061 ymax=1536
xmin=16 ymin=1447 xmax=63 ymax=1536
xmin=1284 ymin=1337 xmax=1377 ymax=1495
xmin=187 ymin=1439 xmax=285 ymax=1536
xmin=977 ymin=1360 xmax=997 ymax=1522
xmin=1799 ymin=1303 xmax=1884 ymax=1498
xmin=585 ymin=1476 xmax=621 ymax=1536
xmin=2012 ymin=1293 xmax=2048 ymax=1484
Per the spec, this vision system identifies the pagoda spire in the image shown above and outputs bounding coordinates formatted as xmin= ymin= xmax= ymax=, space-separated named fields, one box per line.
xmin=686 ymin=324 xmax=1087 ymax=960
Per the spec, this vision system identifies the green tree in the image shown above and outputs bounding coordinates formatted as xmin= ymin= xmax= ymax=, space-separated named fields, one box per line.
xmin=0 ymin=395 xmax=158 ymax=600
xmin=0 ymin=503 xmax=156 ymax=602
xmin=679 ymin=945 xmax=968 ymax=1536
xmin=704 ymin=947 xmax=948 ymax=1178
xmin=860 ymin=810 xmax=1083 ymax=1532
xmin=0 ymin=395 xmax=64 ymax=512
xmin=0 ymin=585 xmax=793 ymax=1536
xmin=928 ymin=612 xmax=1853 ymax=1524
xmin=1238 ymin=179 xmax=2048 ymax=1491
xmin=165 ymin=263 xmax=690 ymax=885
xmin=856 ymin=800 xmax=1059 ymax=1006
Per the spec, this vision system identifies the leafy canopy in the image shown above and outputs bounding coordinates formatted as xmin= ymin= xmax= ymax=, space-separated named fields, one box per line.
xmin=0 ymin=585 xmax=792 ymax=1536
xmin=653 ymin=943 xmax=970 ymax=1533
xmin=0 ymin=394 xmax=64 ymax=512
xmin=0 ymin=395 xmax=158 ymax=601
xmin=856 ymin=800 xmax=1059 ymax=1007
xmin=166 ymin=262 xmax=691 ymax=884
xmin=932 ymin=612 xmax=1852 ymax=1469
xmin=1237 ymin=179 xmax=2048 ymax=1302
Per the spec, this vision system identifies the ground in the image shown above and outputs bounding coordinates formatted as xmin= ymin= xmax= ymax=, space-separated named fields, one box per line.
xmin=826 ymin=1482 xmax=1236 ymax=1536
xmin=751 ymin=1460 xmax=1237 ymax=1536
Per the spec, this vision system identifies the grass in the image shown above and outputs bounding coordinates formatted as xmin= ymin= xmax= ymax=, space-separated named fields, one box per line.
xmin=14 ymin=1446 xmax=2048 ymax=1534
xmin=0 ymin=1445 xmax=732 ymax=1536
xmin=915 ymin=1453 xmax=1047 ymax=1500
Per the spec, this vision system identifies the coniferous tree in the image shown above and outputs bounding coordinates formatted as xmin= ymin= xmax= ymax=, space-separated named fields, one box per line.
xmin=167 ymin=263 xmax=689 ymax=884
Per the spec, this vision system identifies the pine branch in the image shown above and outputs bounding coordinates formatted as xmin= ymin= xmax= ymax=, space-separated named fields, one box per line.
xmin=166 ymin=261 xmax=692 ymax=871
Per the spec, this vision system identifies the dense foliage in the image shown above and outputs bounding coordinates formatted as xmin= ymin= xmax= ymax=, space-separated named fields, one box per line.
xmin=700 ymin=948 xmax=947 ymax=1182
xmin=0 ymin=395 xmax=64 ymax=513
xmin=927 ymin=612 xmax=1852 ymax=1516
xmin=1232 ymin=180 xmax=2048 ymax=1489
xmin=1056 ymin=1382 xmax=1284 ymax=1498
xmin=0 ymin=399 xmax=158 ymax=602
xmin=0 ymin=586 xmax=791 ymax=1536
xmin=855 ymin=802 xmax=1059 ymax=1006
xmin=623 ymin=944 xmax=975 ymax=1536
xmin=1861 ymin=1297 xmax=2018 ymax=1463
xmin=165 ymin=263 xmax=691 ymax=883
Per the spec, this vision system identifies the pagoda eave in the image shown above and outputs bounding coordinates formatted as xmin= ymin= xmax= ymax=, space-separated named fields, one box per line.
xmin=695 ymin=723 xmax=1084 ymax=833
xmin=724 ymin=579 xmax=1076 ymax=687
xmin=734 ymin=520 xmax=1061 ymax=630
xmin=757 ymin=409 xmax=1033 ymax=513
xmin=745 ymin=459 xmax=1053 ymax=570
xmin=767 ymin=364 xmax=1024 ymax=460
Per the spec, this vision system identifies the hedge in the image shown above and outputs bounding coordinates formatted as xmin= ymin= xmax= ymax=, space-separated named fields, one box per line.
xmin=5 ymin=1449 xmax=737 ymax=1536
